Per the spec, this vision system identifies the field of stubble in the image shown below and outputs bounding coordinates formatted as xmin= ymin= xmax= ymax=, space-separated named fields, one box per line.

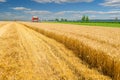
xmin=0 ymin=21 xmax=120 ymax=80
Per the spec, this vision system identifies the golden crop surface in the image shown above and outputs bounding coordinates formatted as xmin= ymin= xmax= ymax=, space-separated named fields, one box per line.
xmin=0 ymin=21 xmax=119 ymax=80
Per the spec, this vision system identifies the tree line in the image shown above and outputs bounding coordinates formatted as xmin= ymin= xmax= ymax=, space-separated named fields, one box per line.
xmin=54 ymin=16 xmax=119 ymax=22
xmin=55 ymin=15 xmax=89 ymax=22
xmin=55 ymin=18 xmax=68 ymax=22
xmin=81 ymin=15 xmax=89 ymax=22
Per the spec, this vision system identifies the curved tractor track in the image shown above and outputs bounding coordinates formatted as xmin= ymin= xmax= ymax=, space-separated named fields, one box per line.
xmin=0 ymin=22 xmax=111 ymax=80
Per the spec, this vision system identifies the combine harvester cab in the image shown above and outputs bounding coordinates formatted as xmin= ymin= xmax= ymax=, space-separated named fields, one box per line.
xmin=32 ymin=16 xmax=39 ymax=22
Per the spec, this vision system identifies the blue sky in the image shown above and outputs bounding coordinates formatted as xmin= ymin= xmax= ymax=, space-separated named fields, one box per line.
xmin=0 ymin=0 xmax=120 ymax=20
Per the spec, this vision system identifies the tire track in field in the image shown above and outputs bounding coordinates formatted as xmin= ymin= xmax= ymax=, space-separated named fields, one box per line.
xmin=15 ymin=23 xmax=111 ymax=80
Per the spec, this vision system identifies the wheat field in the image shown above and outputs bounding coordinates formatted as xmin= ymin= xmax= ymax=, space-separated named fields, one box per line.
xmin=0 ymin=21 xmax=120 ymax=80
xmin=21 ymin=22 xmax=120 ymax=80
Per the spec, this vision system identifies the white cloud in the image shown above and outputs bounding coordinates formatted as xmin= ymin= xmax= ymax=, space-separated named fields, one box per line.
xmin=12 ymin=7 xmax=31 ymax=11
xmin=0 ymin=12 xmax=29 ymax=21
xmin=0 ymin=0 xmax=6 ymax=2
xmin=1 ymin=10 xmax=120 ymax=20
xmin=32 ymin=0 xmax=93 ymax=3
xmin=55 ymin=10 xmax=120 ymax=15
xmin=100 ymin=0 xmax=120 ymax=7
xmin=25 ymin=10 xmax=52 ymax=15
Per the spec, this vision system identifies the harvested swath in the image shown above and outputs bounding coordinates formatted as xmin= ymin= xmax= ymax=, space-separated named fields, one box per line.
xmin=21 ymin=22 xmax=120 ymax=80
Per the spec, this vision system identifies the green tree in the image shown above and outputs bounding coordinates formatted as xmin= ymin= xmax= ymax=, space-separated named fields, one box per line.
xmin=61 ymin=18 xmax=64 ymax=22
xmin=60 ymin=18 xmax=68 ymax=22
xmin=86 ymin=16 xmax=89 ymax=22
xmin=64 ymin=19 xmax=67 ymax=22
xmin=55 ymin=18 xmax=59 ymax=22
xmin=82 ymin=15 xmax=86 ymax=22
xmin=115 ymin=17 xmax=118 ymax=22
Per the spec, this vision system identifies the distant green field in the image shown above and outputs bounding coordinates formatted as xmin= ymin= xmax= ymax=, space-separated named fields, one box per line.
xmin=49 ymin=22 xmax=120 ymax=28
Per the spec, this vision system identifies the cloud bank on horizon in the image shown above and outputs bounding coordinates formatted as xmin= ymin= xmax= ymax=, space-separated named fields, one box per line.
xmin=0 ymin=0 xmax=120 ymax=20
xmin=32 ymin=0 xmax=93 ymax=3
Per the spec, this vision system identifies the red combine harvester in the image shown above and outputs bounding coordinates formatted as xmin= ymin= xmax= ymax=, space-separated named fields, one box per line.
xmin=32 ymin=16 xmax=39 ymax=22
